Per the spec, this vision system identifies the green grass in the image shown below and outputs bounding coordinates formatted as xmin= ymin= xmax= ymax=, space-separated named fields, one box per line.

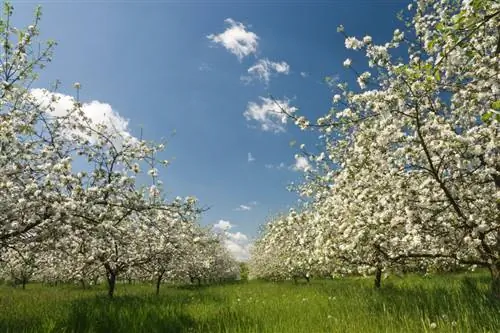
xmin=0 ymin=272 xmax=498 ymax=333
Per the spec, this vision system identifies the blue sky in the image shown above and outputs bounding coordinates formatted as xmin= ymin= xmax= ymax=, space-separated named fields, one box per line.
xmin=13 ymin=0 xmax=407 ymax=259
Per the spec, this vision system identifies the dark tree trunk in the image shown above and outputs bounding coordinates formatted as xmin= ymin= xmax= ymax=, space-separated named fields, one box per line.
xmin=304 ymin=275 xmax=310 ymax=283
xmin=106 ymin=270 xmax=116 ymax=298
xmin=374 ymin=267 xmax=382 ymax=289
xmin=80 ymin=279 xmax=86 ymax=289
xmin=155 ymin=270 xmax=165 ymax=296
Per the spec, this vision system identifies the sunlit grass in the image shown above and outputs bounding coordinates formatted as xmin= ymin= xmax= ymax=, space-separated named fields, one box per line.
xmin=0 ymin=272 xmax=498 ymax=332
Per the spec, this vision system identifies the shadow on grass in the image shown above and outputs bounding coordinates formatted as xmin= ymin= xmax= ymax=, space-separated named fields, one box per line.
xmin=57 ymin=295 xmax=263 ymax=333
xmin=359 ymin=276 xmax=500 ymax=329
xmin=61 ymin=295 xmax=196 ymax=333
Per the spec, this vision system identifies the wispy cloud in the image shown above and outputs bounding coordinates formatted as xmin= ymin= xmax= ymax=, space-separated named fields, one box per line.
xmin=241 ymin=58 xmax=290 ymax=85
xmin=300 ymin=71 xmax=309 ymax=78
xmin=234 ymin=201 xmax=258 ymax=211
xmin=198 ymin=62 xmax=213 ymax=72
xmin=243 ymin=97 xmax=297 ymax=133
xmin=207 ymin=18 xmax=259 ymax=61
xmin=247 ymin=152 xmax=255 ymax=162
xmin=265 ymin=162 xmax=287 ymax=170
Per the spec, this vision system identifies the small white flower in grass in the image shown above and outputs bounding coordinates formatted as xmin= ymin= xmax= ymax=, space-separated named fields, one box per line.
xmin=451 ymin=321 xmax=457 ymax=327
xmin=430 ymin=322 xmax=437 ymax=329
xmin=327 ymin=315 xmax=332 ymax=319
xmin=343 ymin=58 xmax=352 ymax=67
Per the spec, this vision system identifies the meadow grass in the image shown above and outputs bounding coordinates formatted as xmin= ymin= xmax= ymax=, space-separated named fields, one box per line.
xmin=0 ymin=272 xmax=498 ymax=333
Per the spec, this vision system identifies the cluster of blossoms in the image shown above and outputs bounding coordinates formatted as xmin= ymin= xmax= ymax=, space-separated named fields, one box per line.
xmin=251 ymin=0 xmax=500 ymax=296
xmin=0 ymin=3 xmax=239 ymax=297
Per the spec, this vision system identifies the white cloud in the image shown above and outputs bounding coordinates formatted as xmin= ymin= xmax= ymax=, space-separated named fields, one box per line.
xmin=30 ymin=88 xmax=135 ymax=144
xmin=225 ymin=233 xmax=252 ymax=261
xmin=198 ymin=62 xmax=213 ymax=72
xmin=292 ymin=156 xmax=312 ymax=172
xmin=247 ymin=152 xmax=255 ymax=162
xmin=243 ymin=97 xmax=297 ymax=133
xmin=212 ymin=219 xmax=252 ymax=261
xmin=265 ymin=162 xmax=286 ymax=170
xmin=234 ymin=201 xmax=257 ymax=211
xmin=242 ymin=58 xmax=290 ymax=84
xmin=207 ymin=18 xmax=259 ymax=61
xmin=237 ymin=205 xmax=251 ymax=211
xmin=213 ymin=219 xmax=233 ymax=232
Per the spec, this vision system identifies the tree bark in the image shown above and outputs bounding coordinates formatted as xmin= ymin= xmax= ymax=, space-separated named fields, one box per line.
xmin=374 ymin=267 xmax=382 ymax=289
xmin=155 ymin=270 xmax=165 ymax=296
xmin=106 ymin=270 xmax=116 ymax=298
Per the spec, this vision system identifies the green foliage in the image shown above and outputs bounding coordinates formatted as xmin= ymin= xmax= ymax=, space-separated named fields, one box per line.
xmin=239 ymin=262 xmax=249 ymax=281
xmin=0 ymin=273 xmax=498 ymax=333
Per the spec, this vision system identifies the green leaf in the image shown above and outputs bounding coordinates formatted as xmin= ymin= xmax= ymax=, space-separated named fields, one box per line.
xmin=481 ymin=112 xmax=492 ymax=123
xmin=434 ymin=71 xmax=441 ymax=81
xmin=491 ymin=100 xmax=500 ymax=111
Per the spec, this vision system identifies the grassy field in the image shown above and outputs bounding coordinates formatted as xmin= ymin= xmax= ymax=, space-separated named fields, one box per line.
xmin=0 ymin=272 xmax=499 ymax=333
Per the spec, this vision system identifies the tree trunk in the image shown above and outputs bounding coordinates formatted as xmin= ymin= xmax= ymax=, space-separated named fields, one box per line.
xmin=374 ymin=267 xmax=382 ymax=289
xmin=107 ymin=271 xmax=116 ymax=298
xmin=304 ymin=275 xmax=310 ymax=283
xmin=489 ymin=263 xmax=500 ymax=298
xmin=155 ymin=270 xmax=165 ymax=296
xmin=80 ymin=279 xmax=86 ymax=289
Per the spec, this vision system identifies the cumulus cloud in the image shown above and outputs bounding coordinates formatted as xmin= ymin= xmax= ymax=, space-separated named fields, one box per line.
xmin=243 ymin=97 xmax=297 ymax=133
xmin=207 ymin=18 xmax=259 ymax=61
xmin=241 ymin=58 xmax=290 ymax=84
xmin=212 ymin=220 xmax=252 ymax=261
xmin=30 ymin=88 xmax=135 ymax=144
xmin=247 ymin=152 xmax=255 ymax=162
xmin=213 ymin=219 xmax=233 ymax=232
xmin=292 ymin=156 xmax=312 ymax=172
xmin=225 ymin=231 xmax=252 ymax=261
